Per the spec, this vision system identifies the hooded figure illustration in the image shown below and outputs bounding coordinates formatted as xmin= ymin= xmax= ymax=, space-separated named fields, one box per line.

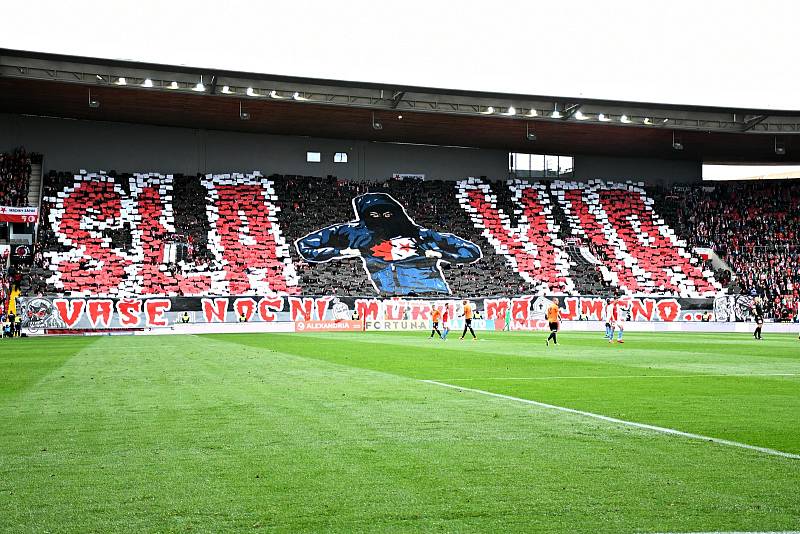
xmin=296 ymin=193 xmax=481 ymax=295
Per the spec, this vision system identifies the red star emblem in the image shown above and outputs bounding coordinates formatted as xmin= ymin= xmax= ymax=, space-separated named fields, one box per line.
xmin=370 ymin=238 xmax=418 ymax=261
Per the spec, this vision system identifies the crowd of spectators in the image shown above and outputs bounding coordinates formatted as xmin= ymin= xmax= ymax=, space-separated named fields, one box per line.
xmin=1 ymin=249 xmax=24 ymax=319
xmin=0 ymin=249 xmax=9 ymax=315
xmin=30 ymin=172 xmax=537 ymax=297
xmin=23 ymin=171 xmax=70 ymax=296
xmin=0 ymin=252 xmax=22 ymax=336
xmin=19 ymin=169 xmax=800 ymax=318
xmin=660 ymin=180 xmax=800 ymax=321
xmin=272 ymin=174 xmax=526 ymax=296
xmin=0 ymin=148 xmax=37 ymax=207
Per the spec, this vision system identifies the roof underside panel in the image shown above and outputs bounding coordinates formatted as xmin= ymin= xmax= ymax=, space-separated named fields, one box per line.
xmin=0 ymin=77 xmax=797 ymax=163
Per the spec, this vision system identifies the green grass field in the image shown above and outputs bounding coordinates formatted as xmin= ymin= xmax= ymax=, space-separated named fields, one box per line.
xmin=1 ymin=331 xmax=799 ymax=533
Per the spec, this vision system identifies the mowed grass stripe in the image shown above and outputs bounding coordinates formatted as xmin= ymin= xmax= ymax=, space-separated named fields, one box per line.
xmin=293 ymin=330 xmax=800 ymax=361
xmin=422 ymin=380 xmax=800 ymax=460
xmin=0 ymin=336 xmax=99 ymax=404
xmin=232 ymin=331 xmax=800 ymax=376
xmin=0 ymin=333 xmax=798 ymax=533
xmin=213 ymin=331 xmax=800 ymax=454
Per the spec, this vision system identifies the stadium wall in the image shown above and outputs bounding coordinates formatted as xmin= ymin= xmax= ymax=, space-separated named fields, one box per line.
xmin=0 ymin=113 xmax=506 ymax=180
xmin=573 ymin=155 xmax=701 ymax=184
xmin=0 ymin=112 xmax=701 ymax=185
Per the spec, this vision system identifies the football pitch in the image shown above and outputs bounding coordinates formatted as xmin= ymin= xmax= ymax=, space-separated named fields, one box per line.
xmin=1 ymin=331 xmax=799 ymax=533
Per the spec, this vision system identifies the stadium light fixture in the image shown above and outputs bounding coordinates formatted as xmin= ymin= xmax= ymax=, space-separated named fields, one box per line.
xmin=115 ymin=77 xmax=127 ymax=86
xmin=168 ymin=81 xmax=179 ymax=89
xmin=643 ymin=117 xmax=652 ymax=125
xmin=598 ymin=113 xmax=611 ymax=122
xmin=221 ymin=85 xmax=232 ymax=94
xmin=575 ymin=111 xmax=590 ymax=120
xmin=526 ymin=109 xmax=538 ymax=117
xmin=88 ymin=88 xmax=99 ymax=109
xmin=550 ymin=110 xmax=562 ymax=119
xmin=239 ymin=101 xmax=250 ymax=121
xmin=192 ymin=81 xmax=206 ymax=92
xmin=672 ymin=131 xmax=683 ymax=151
xmin=620 ymin=114 xmax=632 ymax=124
xmin=526 ymin=122 xmax=536 ymax=141
xmin=775 ymin=137 xmax=786 ymax=155
xmin=292 ymin=91 xmax=308 ymax=101
xmin=246 ymin=87 xmax=259 ymax=97
xmin=662 ymin=118 xmax=670 ymax=124
xmin=269 ymin=90 xmax=285 ymax=99
xmin=480 ymin=106 xmax=495 ymax=114
xmin=141 ymin=78 xmax=153 ymax=88
xmin=397 ymin=114 xmax=403 ymax=119
xmin=504 ymin=106 xmax=516 ymax=116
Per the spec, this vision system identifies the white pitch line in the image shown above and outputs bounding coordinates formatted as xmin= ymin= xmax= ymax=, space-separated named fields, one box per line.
xmin=654 ymin=532 xmax=800 ymax=534
xmin=421 ymin=380 xmax=800 ymax=460
xmin=431 ymin=373 xmax=800 ymax=381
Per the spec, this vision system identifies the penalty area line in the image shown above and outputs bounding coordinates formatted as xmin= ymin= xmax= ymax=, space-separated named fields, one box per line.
xmin=421 ymin=380 xmax=800 ymax=460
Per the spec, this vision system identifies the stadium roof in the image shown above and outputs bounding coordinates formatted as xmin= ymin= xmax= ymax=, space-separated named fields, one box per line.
xmin=1 ymin=48 xmax=799 ymax=162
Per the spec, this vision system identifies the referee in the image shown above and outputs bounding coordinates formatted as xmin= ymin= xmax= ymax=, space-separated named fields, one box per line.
xmin=753 ymin=297 xmax=764 ymax=340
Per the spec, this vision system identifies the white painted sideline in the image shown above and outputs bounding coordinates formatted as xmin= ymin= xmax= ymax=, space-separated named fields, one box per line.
xmin=421 ymin=380 xmax=800 ymax=460
xmin=23 ymin=322 xmax=296 ymax=336
xmin=554 ymin=320 xmax=800 ymax=334
xmin=434 ymin=373 xmax=800 ymax=381
xmin=135 ymin=322 xmax=296 ymax=335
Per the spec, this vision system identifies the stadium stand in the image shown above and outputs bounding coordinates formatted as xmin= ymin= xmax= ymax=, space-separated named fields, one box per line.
xmin=0 ymin=148 xmax=35 ymax=207
xmin=30 ymin=171 xmax=298 ymax=297
xmin=456 ymin=177 xmax=720 ymax=298
xmin=662 ymin=180 xmax=800 ymax=321
xmin=0 ymin=248 xmax=23 ymax=320
xmin=276 ymin=175 xmax=522 ymax=297
xmin=554 ymin=180 xmax=719 ymax=297
xmin=28 ymin=172 xmax=530 ymax=297
xmin=456 ymin=178 xmax=574 ymax=295
xmin=22 ymin=167 xmax=800 ymax=320
xmin=27 ymin=170 xmax=735 ymax=302
xmin=0 ymin=248 xmax=9 ymax=315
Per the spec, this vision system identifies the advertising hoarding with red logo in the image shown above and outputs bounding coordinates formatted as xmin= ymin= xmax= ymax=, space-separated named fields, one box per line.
xmin=294 ymin=320 xmax=363 ymax=333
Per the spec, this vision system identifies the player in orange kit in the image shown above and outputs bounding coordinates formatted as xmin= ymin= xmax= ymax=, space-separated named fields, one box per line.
xmin=460 ymin=300 xmax=477 ymax=340
xmin=546 ymin=297 xmax=561 ymax=346
xmin=430 ymin=306 xmax=443 ymax=339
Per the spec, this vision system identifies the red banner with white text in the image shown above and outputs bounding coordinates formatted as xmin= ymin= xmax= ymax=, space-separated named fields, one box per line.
xmin=14 ymin=294 xmax=737 ymax=332
xmin=0 ymin=206 xmax=38 ymax=223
